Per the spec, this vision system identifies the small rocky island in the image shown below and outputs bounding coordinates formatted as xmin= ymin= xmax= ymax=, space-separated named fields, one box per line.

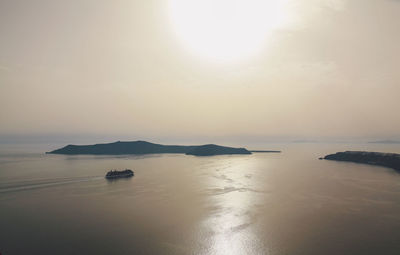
xmin=47 ymin=140 xmax=255 ymax=156
xmin=185 ymin=144 xmax=251 ymax=156
xmin=105 ymin=169 xmax=134 ymax=179
xmin=322 ymin=151 xmax=400 ymax=171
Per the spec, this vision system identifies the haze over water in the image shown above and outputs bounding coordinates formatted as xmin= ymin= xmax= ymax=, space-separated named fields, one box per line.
xmin=1 ymin=142 xmax=400 ymax=255
xmin=1 ymin=0 xmax=400 ymax=254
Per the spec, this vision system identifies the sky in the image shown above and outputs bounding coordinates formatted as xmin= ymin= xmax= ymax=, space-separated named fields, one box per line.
xmin=0 ymin=0 xmax=399 ymax=143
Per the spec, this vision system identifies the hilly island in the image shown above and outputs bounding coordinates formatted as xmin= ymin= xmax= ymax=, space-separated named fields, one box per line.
xmin=46 ymin=140 xmax=274 ymax=156
xmin=323 ymin=151 xmax=400 ymax=172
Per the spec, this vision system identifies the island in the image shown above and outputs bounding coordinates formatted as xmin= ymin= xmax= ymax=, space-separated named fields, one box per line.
xmin=250 ymin=150 xmax=281 ymax=153
xmin=322 ymin=151 xmax=400 ymax=171
xmin=185 ymin=144 xmax=251 ymax=156
xmin=47 ymin=140 xmax=255 ymax=156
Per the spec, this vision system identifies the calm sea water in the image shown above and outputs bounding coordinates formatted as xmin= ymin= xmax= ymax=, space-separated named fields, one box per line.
xmin=1 ymin=143 xmax=400 ymax=255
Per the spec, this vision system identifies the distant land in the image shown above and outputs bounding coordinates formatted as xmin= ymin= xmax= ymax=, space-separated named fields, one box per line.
xmin=250 ymin=150 xmax=281 ymax=153
xmin=46 ymin=140 xmax=269 ymax=156
xmin=322 ymin=151 xmax=400 ymax=171
xmin=368 ymin=140 xmax=400 ymax=144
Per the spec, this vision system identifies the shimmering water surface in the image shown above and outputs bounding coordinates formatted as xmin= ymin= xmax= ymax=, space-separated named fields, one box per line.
xmin=1 ymin=143 xmax=400 ymax=255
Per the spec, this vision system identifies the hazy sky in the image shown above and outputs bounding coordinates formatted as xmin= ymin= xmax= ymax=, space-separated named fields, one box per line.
xmin=1 ymin=0 xmax=399 ymax=142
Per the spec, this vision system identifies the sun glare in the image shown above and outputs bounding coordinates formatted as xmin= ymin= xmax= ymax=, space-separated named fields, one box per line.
xmin=169 ymin=0 xmax=289 ymax=62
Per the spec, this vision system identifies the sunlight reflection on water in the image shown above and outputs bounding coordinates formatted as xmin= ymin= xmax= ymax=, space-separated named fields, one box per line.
xmin=2 ymin=144 xmax=400 ymax=254
xmin=196 ymin=157 xmax=266 ymax=255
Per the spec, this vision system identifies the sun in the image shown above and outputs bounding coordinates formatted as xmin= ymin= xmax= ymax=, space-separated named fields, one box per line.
xmin=169 ymin=0 xmax=289 ymax=62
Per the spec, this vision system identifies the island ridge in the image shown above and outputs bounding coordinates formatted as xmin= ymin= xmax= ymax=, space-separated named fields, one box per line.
xmin=47 ymin=140 xmax=259 ymax=156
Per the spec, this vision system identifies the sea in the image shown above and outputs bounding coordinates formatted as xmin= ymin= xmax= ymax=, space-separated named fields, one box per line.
xmin=1 ymin=142 xmax=400 ymax=255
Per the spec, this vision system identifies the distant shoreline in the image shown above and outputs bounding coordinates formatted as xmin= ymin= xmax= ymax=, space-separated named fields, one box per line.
xmin=249 ymin=150 xmax=281 ymax=153
xmin=47 ymin=140 xmax=281 ymax=156
xmin=322 ymin=151 xmax=400 ymax=171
